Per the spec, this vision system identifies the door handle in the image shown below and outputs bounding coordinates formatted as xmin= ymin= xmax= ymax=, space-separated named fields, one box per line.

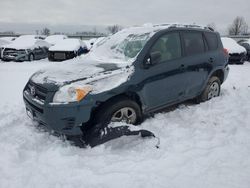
xmin=209 ymin=57 xmax=214 ymax=63
xmin=179 ymin=64 xmax=185 ymax=70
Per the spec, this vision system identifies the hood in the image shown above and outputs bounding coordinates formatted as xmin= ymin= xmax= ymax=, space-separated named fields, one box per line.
xmin=31 ymin=58 xmax=133 ymax=92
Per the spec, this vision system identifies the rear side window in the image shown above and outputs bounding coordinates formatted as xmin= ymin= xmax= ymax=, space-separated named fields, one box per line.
xmin=204 ymin=32 xmax=218 ymax=51
xmin=182 ymin=32 xmax=205 ymax=56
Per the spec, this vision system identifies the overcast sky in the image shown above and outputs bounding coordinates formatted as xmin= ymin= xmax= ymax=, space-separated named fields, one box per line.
xmin=0 ymin=0 xmax=249 ymax=34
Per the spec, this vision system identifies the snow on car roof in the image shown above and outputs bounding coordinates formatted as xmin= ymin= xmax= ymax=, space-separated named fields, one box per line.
xmin=45 ymin=35 xmax=68 ymax=45
xmin=4 ymin=35 xmax=49 ymax=50
xmin=87 ymin=24 xmax=174 ymax=63
xmin=88 ymin=23 xmax=211 ymax=64
xmin=221 ymin=37 xmax=246 ymax=54
xmin=49 ymin=38 xmax=85 ymax=52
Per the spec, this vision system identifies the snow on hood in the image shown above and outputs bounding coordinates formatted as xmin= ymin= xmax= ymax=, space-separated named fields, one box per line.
xmin=0 ymin=39 xmax=11 ymax=47
xmin=221 ymin=37 xmax=246 ymax=54
xmin=4 ymin=35 xmax=49 ymax=50
xmin=51 ymin=64 xmax=134 ymax=95
xmin=31 ymin=56 xmax=133 ymax=94
xmin=0 ymin=37 xmax=16 ymax=47
xmin=49 ymin=39 xmax=85 ymax=52
xmin=45 ymin=35 xmax=68 ymax=45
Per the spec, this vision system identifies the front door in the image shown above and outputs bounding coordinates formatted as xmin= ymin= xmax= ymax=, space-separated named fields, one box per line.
xmin=140 ymin=32 xmax=188 ymax=111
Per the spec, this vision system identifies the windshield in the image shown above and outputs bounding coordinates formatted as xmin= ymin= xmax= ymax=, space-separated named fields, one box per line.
xmin=90 ymin=28 xmax=154 ymax=62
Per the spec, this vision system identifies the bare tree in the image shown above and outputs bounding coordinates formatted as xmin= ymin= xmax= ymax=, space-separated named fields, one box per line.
xmin=106 ymin=25 xmax=122 ymax=34
xmin=41 ymin=27 xmax=50 ymax=36
xmin=93 ymin=27 xmax=97 ymax=35
xmin=228 ymin=16 xmax=248 ymax=35
xmin=242 ymin=24 xmax=249 ymax=35
xmin=207 ymin=22 xmax=216 ymax=31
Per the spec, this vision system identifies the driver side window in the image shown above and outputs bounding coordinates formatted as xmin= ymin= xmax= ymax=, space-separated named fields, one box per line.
xmin=150 ymin=32 xmax=182 ymax=63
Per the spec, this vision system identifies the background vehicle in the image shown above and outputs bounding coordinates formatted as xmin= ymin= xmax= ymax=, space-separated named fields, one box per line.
xmin=0 ymin=37 xmax=16 ymax=59
xmin=221 ymin=37 xmax=247 ymax=64
xmin=48 ymin=38 xmax=89 ymax=61
xmin=2 ymin=35 xmax=50 ymax=62
xmin=238 ymin=39 xmax=250 ymax=61
xmin=45 ymin=35 xmax=68 ymax=46
xmin=23 ymin=24 xmax=229 ymax=146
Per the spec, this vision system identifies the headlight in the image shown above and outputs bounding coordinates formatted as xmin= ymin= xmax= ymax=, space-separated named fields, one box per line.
xmin=53 ymin=85 xmax=92 ymax=103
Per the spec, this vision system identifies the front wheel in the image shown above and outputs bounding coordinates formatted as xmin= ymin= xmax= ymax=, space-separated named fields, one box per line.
xmin=29 ymin=53 xmax=35 ymax=61
xmin=196 ymin=76 xmax=221 ymax=103
xmin=94 ymin=97 xmax=143 ymax=127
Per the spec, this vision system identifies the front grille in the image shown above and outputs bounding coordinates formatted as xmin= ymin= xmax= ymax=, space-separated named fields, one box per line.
xmin=3 ymin=48 xmax=25 ymax=57
xmin=62 ymin=117 xmax=76 ymax=130
xmin=25 ymin=81 xmax=48 ymax=103
xmin=24 ymin=97 xmax=44 ymax=113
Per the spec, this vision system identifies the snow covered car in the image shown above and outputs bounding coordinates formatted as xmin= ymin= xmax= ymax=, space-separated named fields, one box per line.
xmin=23 ymin=24 xmax=229 ymax=147
xmin=48 ymin=39 xmax=88 ymax=61
xmin=238 ymin=39 xmax=250 ymax=61
xmin=45 ymin=35 xmax=68 ymax=46
xmin=1 ymin=35 xmax=50 ymax=62
xmin=221 ymin=37 xmax=247 ymax=64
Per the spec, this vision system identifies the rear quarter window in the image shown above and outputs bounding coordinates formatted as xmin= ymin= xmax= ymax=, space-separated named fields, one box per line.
xmin=204 ymin=32 xmax=218 ymax=51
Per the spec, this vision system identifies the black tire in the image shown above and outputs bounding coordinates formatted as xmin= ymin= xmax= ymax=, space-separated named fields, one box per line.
xmin=29 ymin=53 xmax=35 ymax=61
xmin=94 ymin=96 xmax=143 ymax=127
xmin=196 ymin=76 xmax=221 ymax=103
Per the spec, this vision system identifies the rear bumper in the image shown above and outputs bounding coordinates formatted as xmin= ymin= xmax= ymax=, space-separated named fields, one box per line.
xmin=48 ymin=51 xmax=76 ymax=61
xmin=229 ymin=53 xmax=247 ymax=64
xmin=23 ymin=90 xmax=94 ymax=136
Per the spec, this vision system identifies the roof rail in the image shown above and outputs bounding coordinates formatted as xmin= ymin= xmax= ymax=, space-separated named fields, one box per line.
xmin=153 ymin=23 xmax=214 ymax=31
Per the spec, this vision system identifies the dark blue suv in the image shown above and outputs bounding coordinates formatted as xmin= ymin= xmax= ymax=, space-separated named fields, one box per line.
xmin=23 ymin=24 xmax=229 ymax=141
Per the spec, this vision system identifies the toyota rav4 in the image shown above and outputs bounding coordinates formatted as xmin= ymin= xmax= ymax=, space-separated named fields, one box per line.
xmin=23 ymin=24 xmax=229 ymax=144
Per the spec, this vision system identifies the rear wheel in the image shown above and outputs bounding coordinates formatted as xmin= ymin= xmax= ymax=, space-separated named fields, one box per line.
xmin=196 ymin=76 xmax=221 ymax=103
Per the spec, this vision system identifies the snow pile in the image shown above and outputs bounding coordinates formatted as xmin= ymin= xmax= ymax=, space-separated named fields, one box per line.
xmin=4 ymin=35 xmax=50 ymax=50
xmin=84 ymin=37 xmax=106 ymax=50
xmin=49 ymin=38 xmax=85 ymax=52
xmin=91 ymin=37 xmax=106 ymax=47
xmin=1 ymin=59 xmax=250 ymax=188
xmin=221 ymin=37 xmax=246 ymax=54
xmin=45 ymin=35 xmax=68 ymax=45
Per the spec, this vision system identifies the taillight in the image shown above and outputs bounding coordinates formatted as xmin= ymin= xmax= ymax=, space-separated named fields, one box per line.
xmin=223 ymin=48 xmax=229 ymax=56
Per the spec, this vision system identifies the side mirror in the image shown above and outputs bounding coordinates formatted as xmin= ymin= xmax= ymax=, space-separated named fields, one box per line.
xmin=144 ymin=51 xmax=161 ymax=67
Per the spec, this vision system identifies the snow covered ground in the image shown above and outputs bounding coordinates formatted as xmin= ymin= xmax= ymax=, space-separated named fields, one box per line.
xmin=0 ymin=58 xmax=250 ymax=188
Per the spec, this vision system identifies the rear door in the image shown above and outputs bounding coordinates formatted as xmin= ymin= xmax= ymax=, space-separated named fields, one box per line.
xmin=180 ymin=31 xmax=211 ymax=98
